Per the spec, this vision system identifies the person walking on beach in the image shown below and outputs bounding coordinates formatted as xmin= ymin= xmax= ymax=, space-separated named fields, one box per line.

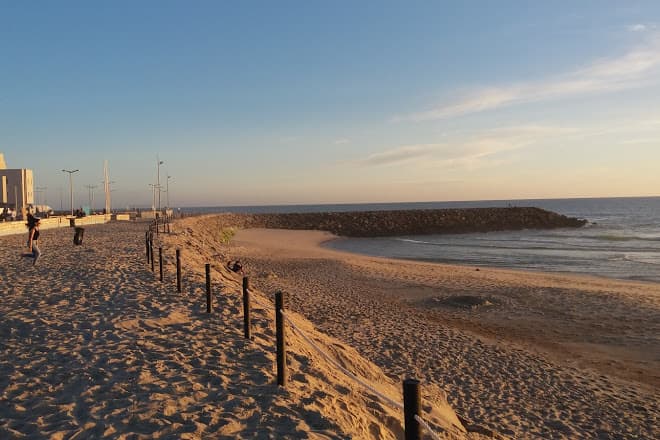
xmin=26 ymin=216 xmax=42 ymax=265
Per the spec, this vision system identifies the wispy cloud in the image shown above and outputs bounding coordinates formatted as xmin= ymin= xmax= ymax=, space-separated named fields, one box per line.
xmin=562 ymin=114 xmax=660 ymax=140
xmin=627 ymin=23 xmax=658 ymax=33
xmin=358 ymin=144 xmax=437 ymax=166
xmin=356 ymin=125 xmax=570 ymax=168
xmin=628 ymin=24 xmax=648 ymax=32
xmin=398 ymin=35 xmax=660 ymax=121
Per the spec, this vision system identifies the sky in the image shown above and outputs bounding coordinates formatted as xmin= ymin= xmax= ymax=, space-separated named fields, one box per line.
xmin=1 ymin=1 xmax=660 ymax=209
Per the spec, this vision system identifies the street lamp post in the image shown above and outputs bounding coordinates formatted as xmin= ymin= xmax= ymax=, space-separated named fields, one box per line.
xmin=149 ymin=184 xmax=157 ymax=211
xmin=109 ymin=187 xmax=116 ymax=213
xmin=156 ymin=157 xmax=164 ymax=212
xmin=85 ymin=185 xmax=98 ymax=213
xmin=166 ymin=175 xmax=172 ymax=209
xmin=37 ymin=186 xmax=48 ymax=208
xmin=34 ymin=188 xmax=41 ymax=206
xmin=62 ymin=169 xmax=79 ymax=216
xmin=101 ymin=180 xmax=116 ymax=214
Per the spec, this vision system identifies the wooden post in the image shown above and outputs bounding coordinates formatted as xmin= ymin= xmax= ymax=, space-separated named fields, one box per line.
xmin=176 ymin=249 xmax=181 ymax=293
xmin=150 ymin=239 xmax=154 ymax=272
xmin=242 ymin=277 xmax=251 ymax=340
xmin=205 ymin=263 xmax=211 ymax=313
xmin=155 ymin=218 xmax=159 ymax=236
xmin=403 ymin=378 xmax=421 ymax=440
xmin=159 ymin=247 xmax=163 ymax=282
xmin=275 ymin=291 xmax=287 ymax=387
xmin=145 ymin=232 xmax=150 ymax=263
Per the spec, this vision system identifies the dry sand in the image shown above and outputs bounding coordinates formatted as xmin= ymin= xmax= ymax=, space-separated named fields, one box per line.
xmin=226 ymin=227 xmax=660 ymax=439
xmin=1 ymin=219 xmax=479 ymax=439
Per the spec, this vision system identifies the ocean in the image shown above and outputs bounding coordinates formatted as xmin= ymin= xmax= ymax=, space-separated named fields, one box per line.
xmin=183 ymin=197 xmax=660 ymax=283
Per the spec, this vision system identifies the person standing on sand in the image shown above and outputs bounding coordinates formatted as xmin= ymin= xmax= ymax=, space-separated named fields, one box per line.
xmin=26 ymin=217 xmax=42 ymax=265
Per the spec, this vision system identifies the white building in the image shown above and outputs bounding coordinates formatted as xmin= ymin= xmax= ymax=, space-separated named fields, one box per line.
xmin=0 ymin=153 xmax=35 ymax=217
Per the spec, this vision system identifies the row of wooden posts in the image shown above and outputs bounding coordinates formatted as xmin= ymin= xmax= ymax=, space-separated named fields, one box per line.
xmin=151 ymin=215 xmax=171 ymax=235
xmin=145 ymin=224 xmax=428 ymax=440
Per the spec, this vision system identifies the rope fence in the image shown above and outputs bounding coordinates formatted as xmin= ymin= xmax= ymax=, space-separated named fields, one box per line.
xmin=245 ymin=287 xmax=271 ymax=310
xmin=415 ymin=415 xmax=444 ymax=440
xmin=142 ymin=220 xmax=453 ymax=440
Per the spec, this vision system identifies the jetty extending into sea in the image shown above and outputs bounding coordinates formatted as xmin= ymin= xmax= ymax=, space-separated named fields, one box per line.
xmin=196 ymin=206 xmax=586 ymax=237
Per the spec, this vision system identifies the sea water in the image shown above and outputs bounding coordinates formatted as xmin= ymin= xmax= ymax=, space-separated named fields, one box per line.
xmin=184 ymin=197 xmax=660 ymax=283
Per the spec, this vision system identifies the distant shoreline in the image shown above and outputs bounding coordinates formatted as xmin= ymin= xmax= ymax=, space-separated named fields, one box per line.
xmin=175 ymin=195 xmax=660 ymax=214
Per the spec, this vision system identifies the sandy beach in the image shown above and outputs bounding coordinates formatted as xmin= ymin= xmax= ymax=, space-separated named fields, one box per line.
xmin=1 ymin=219 xmax=477 ymax=439
xmin=1 ymin=216 xmax=658 ymax=439
xmin=226 ymin=225 xmax=660 ymax=439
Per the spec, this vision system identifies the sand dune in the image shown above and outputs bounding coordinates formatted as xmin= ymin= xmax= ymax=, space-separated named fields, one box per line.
xmin=1 ymin=220 xmax=480 ymax=439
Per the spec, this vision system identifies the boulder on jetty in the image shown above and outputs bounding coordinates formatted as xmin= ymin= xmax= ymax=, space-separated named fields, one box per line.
xmin=205 ymin=207 xmax=586 ymax=237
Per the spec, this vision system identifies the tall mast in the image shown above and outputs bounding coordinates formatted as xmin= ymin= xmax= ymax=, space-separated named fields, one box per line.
xmin=104 ymin=160 xmax=111 ymax=214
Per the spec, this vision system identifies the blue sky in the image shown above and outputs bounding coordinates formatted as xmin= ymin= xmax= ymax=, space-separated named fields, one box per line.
xmin=1 ymin=1 xmax=660 ymax=209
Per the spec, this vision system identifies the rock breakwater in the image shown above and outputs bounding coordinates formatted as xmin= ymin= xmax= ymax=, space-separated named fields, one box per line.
xmin=207 ymin=207 xmax=586 ymax=237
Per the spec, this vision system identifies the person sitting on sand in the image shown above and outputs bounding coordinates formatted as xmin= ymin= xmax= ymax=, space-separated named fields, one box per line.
xmin=227 ymin=260 xmax=243 ymax=274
